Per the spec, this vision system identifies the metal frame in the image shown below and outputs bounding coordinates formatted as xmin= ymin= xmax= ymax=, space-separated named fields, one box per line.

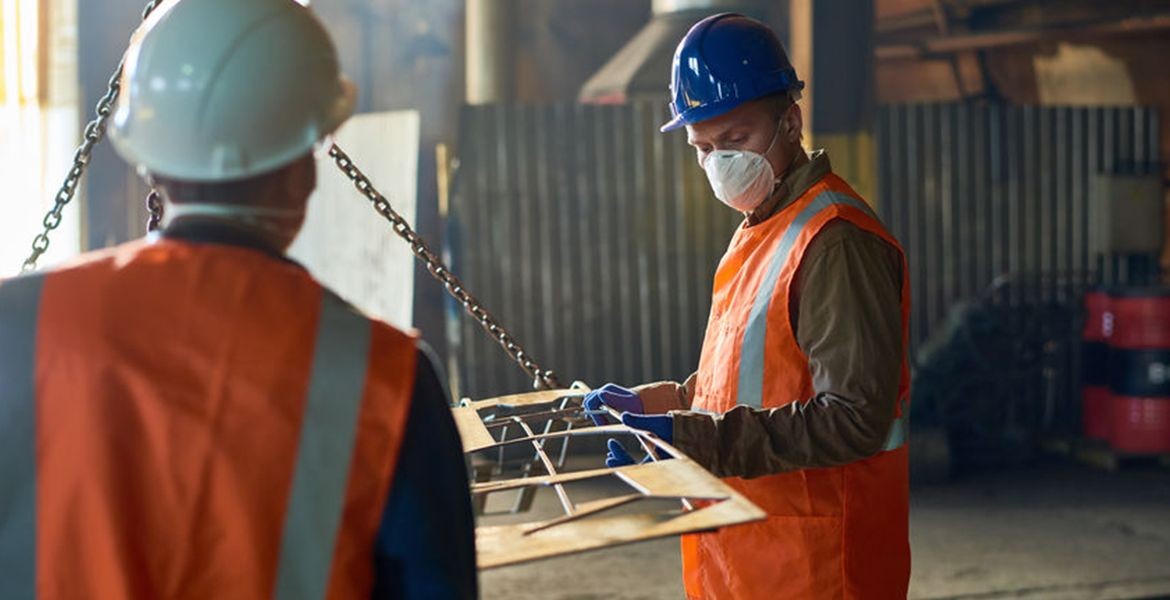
xmin=455 ymin=386 xmax=766 ymax=570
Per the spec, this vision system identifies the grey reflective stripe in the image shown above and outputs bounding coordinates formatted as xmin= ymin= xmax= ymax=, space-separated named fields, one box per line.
xmin=737 ymin=191 xmax=874 ymax=408
xmin=274 ymin=290 xmax=373 ymax=600
xmin=0 ymin=274 xmax=46 ymax=600
xmin=882 ymin=412 xmax=909 ymax=452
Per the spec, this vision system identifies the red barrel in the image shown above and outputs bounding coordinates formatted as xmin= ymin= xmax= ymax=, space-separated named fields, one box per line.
xmin=1107 ymin=288 xmax=1170 ymax=454
xmin=1081 ymin=290 xmax=1111 ymax=440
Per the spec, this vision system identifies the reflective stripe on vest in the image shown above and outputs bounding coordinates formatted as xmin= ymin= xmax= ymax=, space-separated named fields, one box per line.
xmin=0 ymin=279 xmax=372 ymax=599
xmin=736 ymin=190 xmax=908 ymax=451
xmin=275 ymin=290 xmax=373 ymax=600
xmin=0 ymin=274 xmax=46 ymax=600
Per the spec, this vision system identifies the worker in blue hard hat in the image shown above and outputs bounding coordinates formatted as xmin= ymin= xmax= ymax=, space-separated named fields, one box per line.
xmin=585 ymin=13 xmax=912 ymax=599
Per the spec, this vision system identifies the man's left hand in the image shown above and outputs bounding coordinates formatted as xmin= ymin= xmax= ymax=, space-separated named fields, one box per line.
xmin=604 ymin=413 xmax=674 ymax=467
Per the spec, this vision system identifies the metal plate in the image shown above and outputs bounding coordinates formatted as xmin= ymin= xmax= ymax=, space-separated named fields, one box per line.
xmin=456 ymin=386 xmax=766 ymax=570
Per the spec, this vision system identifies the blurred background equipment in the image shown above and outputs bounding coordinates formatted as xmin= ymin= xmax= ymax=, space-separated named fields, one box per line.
xmin=579 ymin=0 xmax=774 ymax=105
xmin=1081 ymin=288 xmax=1112 ymax=440
xmin=1105 ymin=288 xmax=1170 ymax=455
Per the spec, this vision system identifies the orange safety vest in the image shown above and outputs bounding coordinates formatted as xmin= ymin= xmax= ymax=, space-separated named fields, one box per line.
xmin=0 ymin=238 xmax=418 ymax=599
xmin=683 ymin=173 xmax=912 ymax=599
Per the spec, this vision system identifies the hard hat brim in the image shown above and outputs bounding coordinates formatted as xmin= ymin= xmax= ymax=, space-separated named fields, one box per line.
xmin=659 ymin=99 xmax=740 ymax=133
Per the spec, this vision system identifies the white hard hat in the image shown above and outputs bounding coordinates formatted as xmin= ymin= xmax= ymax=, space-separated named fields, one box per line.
xmin=109 ymin=0 xmax=356 ymax=182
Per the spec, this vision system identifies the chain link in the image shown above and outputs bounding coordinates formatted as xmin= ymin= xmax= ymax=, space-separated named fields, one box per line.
xmin=21 ymin=0 xmax=163 ymax=272
xmin=328 ymin=144 xmax=562 ymax=390
xmin=146 ymin=190 xmax=164 ymax=232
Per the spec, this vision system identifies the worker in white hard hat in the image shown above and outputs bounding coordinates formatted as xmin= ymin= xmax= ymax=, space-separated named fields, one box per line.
xmin=0 ymin=0 xmax=476 ymax=597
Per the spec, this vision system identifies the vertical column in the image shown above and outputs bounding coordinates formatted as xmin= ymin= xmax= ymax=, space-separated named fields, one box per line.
xmin=789 ymin=0 xmax=877 ymax=205
xmin=466 ymin=0 xmax=515 ymax=105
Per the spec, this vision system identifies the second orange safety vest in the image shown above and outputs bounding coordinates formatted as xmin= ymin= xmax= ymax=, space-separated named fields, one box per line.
xmin=0 ymin=239 xmax=418 ymax=599
xmin=684 ymin=173 xmax=912 ymax=599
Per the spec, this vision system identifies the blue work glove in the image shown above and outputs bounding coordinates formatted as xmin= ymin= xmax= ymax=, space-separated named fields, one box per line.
xmin=621 ymin=413 xmax=673 ymax=443
xmin=583 ymin=383 xmax=644 ymax=426
xmin=605 ymin=439 xmax=640 ymax=468
xmin=604 ymin=413 xmax=674 ymax=468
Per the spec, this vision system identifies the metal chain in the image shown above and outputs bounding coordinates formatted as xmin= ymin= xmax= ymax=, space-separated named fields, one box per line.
xmin=328 ymin=144 xmax=562 ymax=390
xmin=19 ymin=0 xmax=559 ymax=391
xmin=21 ymin=0 xmax=163 ymax=273
xmin=146 ymin=190 xmax=163 ymax=232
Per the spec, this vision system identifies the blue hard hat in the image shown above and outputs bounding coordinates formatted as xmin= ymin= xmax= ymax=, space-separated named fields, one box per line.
xmin=661 ymin=13 xmax=804 ymax=133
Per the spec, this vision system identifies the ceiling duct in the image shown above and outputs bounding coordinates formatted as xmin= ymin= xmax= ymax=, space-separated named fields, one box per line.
xmin=578 ymin=0 xmax=769 ymax=104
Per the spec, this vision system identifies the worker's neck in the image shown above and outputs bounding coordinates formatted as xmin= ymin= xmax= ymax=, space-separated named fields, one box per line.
xmin=162 ymin=219 xmax=291 ymax=258
xmin=746 ymin=149 xmax=811 ymax=226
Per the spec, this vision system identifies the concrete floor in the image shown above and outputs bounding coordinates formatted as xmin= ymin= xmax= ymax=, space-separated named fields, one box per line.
xmin=480 ymin=460 xmax=1170 ymax=600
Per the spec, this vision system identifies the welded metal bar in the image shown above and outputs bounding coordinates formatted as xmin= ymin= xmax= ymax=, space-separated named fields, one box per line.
xmin=597 ymin=404 xmax=694 ymax=511
xmin=553 ymin=394 xmax=582 ymax=469
xmin=467 ymin=423 xmax=679 ymax=455
xmin=515 ymin=419 xmax=576 ymax=515
xmin=482 ymin=407 xmax=583 ymax=430
xmin=598 ymin=405 xmax=661 ymax=462
xmin=522 ymin=494 xmax=644 ymax=536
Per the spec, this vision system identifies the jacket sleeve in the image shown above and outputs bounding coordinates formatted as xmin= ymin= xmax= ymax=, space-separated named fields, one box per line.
xmin=371 ymin=342 xmax=477 ymax=599
xmin=671 ymin=220 xmax=905 ymax=479
xmin=632 ymin=372 xmax=697 ymax=414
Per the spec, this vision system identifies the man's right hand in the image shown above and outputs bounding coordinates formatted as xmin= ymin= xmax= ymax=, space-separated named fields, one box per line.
xmin=583 ymin=384 xmax=644 ymax=426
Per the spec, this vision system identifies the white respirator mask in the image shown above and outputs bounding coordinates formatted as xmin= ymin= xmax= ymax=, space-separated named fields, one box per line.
xmin=702 ymin=119 xmax=784 ymax=213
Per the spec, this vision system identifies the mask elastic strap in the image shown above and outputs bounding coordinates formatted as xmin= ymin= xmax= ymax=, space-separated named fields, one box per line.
xmin=763 ymin=115 xmax=785 ymax=159
xmin=162 ymin=201 xmax=305 ymax=231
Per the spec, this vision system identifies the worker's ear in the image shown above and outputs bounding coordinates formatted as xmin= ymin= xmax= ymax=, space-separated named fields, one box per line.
xmin=783 ymin=103 xmax=803 ymax=144
xmin=284 ymin=153 xmax=318 ymax=200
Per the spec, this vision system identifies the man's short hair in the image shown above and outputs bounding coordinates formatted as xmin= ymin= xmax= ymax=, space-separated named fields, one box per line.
xmin=153 ymin=165 xmax=287 ymax=206
xmin=761 ymin=91 xmax=795 ymax=119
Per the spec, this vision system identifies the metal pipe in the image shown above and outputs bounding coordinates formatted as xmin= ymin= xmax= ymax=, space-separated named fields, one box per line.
xmin=466 ymin=0 xmax=514 ymax=104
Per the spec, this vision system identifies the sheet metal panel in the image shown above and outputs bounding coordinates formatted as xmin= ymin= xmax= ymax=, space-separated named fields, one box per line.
xmin=877 ymin=103 xmax=1161 ymax=437
xmin=877 ymin=103 xmax=1162 ymax=351
xmin=451 ymin=101 xmax=739 ymax=398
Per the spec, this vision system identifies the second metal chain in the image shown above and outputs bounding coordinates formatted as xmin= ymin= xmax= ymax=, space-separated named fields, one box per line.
xmin=329 ymin=144 xmax=561 ymax=390
xmin=21 ymin=0 xmax=163 ymax=272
